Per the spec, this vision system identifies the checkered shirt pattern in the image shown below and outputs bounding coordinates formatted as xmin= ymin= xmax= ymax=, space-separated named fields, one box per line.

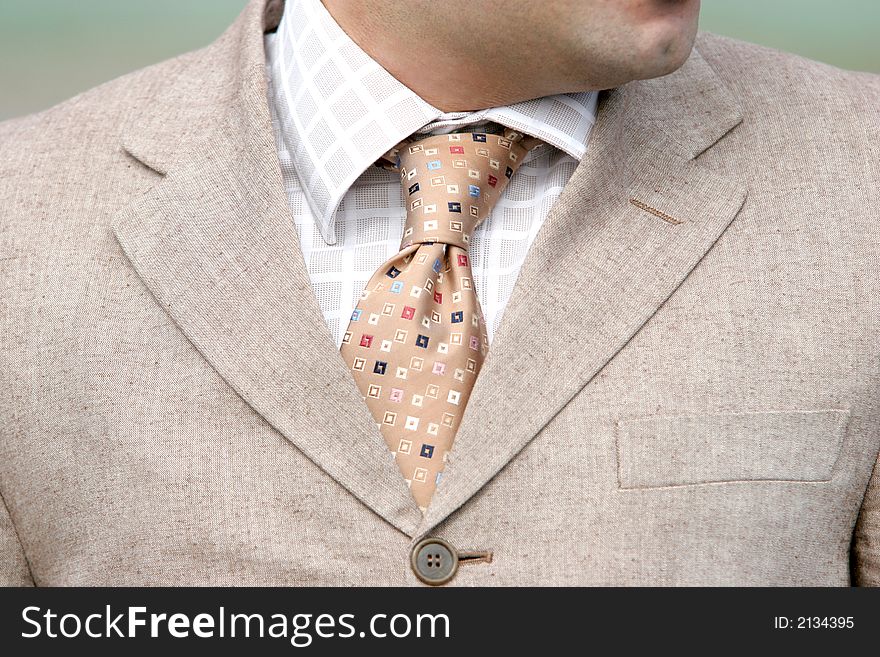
xmin=264 ymin=0 xmax=598 ymax=347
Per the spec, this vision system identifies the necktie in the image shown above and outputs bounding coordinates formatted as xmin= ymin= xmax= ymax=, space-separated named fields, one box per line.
xmin=340 ymin=126 xmax=542 ymax=512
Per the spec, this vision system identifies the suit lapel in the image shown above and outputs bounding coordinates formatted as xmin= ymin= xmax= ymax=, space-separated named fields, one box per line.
xmin=418 ymin=50 xmax=748 ymax=536
xmin=111 ymin=0 xmax=746 ymax=539
xmin=111 ymin=0 xmax=423 ymax=536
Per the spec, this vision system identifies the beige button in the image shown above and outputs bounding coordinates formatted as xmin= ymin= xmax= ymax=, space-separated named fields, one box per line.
xmin=411 ymin=537 xmax=459 ymax=585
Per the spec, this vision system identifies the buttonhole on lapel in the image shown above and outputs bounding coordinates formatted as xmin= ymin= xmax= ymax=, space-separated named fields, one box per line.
xmin=629 ymin=198 xmax=683 ymax=225
xmin=457 ymin=550 xmax=493 ymax=566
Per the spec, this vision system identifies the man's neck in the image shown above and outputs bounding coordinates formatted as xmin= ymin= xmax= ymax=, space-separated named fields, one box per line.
xmin=320 ymin=0 xmax=574 ymax=112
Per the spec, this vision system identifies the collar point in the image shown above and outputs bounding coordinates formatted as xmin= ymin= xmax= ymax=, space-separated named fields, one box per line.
xmin=317 ymin=220 xmax=338 ymax=246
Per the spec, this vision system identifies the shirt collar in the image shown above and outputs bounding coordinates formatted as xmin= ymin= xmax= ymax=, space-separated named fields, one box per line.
xmin=266 ymin=0 xmax=599 ymax=245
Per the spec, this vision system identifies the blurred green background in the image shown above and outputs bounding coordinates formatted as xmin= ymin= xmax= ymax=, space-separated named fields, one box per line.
xmin=1 ymin=0 xmax=878 ymax=121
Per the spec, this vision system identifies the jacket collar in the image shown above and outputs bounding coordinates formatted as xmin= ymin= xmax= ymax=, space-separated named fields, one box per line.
xmin=114 ymin=0 xmax=745 ymax=537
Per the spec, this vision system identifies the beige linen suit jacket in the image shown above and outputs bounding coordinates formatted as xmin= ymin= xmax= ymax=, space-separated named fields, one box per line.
xmin=2 ymin=0 xmax=880 ymax=586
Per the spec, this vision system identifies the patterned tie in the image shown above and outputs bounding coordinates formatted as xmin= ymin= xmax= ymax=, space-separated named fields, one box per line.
xmin=340 ymin=126 xmax=542 ymax=512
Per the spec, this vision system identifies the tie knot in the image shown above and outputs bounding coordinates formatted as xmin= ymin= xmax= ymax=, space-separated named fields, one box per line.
xmin=392 ymin=128 xmax=540 ymax=250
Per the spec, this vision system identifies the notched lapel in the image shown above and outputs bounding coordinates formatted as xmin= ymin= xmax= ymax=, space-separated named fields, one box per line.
xmin=418 ymin=49 xmax=748 ymax=536
xmin=111 ymin=0 xmax=423 ymax=536
xmin=108 ymin=3 xmax=747 ymax=541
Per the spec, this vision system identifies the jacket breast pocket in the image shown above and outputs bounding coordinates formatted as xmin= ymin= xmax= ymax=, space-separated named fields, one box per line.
xmin=614 ymin=409 xmax=849 ymax=489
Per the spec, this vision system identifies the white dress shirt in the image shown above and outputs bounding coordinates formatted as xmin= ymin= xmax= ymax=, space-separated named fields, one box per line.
xmin=264 ymin=0 xmax=598 ymax=348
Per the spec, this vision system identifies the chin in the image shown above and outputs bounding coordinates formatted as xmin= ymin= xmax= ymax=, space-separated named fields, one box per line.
xmin=573 ymin=29 xmax=698 ymax=91
xmin=559 ymin=0 xmax=701 ymax=89
xmin=627 ymin=6 xmax=701 ymax=80
xmin=647 ymin=29 xmax=698 ymax=77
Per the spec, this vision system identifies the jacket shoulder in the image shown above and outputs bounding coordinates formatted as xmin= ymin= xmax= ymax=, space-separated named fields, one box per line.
xmin=694 ymin=32 xmax=879 ymax=173
xmin=0 ymin=48 xmax=204 ymax=160
xmin=696 ymin=32 xmax=880 ymax=118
